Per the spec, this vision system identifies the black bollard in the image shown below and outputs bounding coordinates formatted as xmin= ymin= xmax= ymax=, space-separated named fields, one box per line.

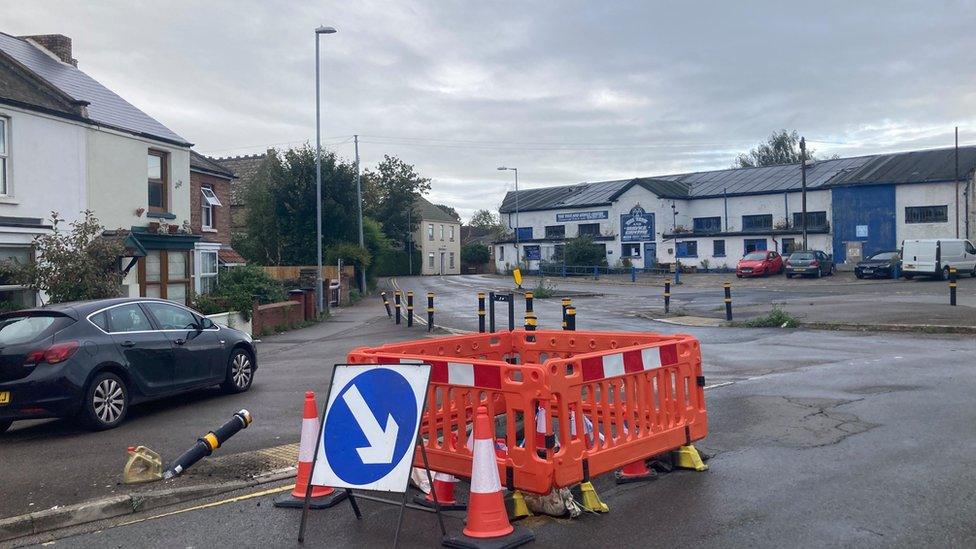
xmin=664 ymin=278 xmax=671 ymax=314
xmin=565 ymin=305 xmax=576 ymax=331
xmin=724 ymin=282 xmax=732 ymax=321
xmin=164 ymin=410 xmax=252 ymax=479
xmin=427 ymin=292 xmax=434 ymax=332
xmin=561 ymin=297 xmax=571 ymax=329
xmin=949 ymin=267 xmax=957 ymax=306
xmin=478 ymin=292 xmax=486 ymax=333
xmin=394 ymin=290 xmax=402 ymax=325
xmin=406 ymin=291 xmax=414 ymax=327
xmin=381 ymin=291 xmax=392 ymax=318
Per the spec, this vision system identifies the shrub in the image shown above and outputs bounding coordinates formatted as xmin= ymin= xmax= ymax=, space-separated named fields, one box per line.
xmin=195 ymin=265 xmax=286 ymax=320
xmin=564 ymin=236 xmax=607 ymax=266
xmin=461 ymin=243 xmax=491 ymax=265
xmin=742 ymin=307 xmax=799 ymax=328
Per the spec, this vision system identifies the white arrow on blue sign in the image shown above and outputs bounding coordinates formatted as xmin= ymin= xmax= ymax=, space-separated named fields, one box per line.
xmin=311 ymin=364 xmax=430 ymax=492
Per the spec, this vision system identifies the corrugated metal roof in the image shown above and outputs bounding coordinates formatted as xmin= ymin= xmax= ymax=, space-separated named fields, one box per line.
xmin=0 ymin=32 xmax=189 ymax=145
xmin=499 ymin=145 xmax=976 ymax=213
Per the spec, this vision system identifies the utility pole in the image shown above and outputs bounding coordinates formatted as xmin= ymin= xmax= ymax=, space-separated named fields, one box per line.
xmin=800 ymin=137 xmax=808 ymax=250
xmin=955 ymin=126 xmax=960 ymax=238
xmin=354 ymin=135 xmax=366 ymax=292
xmin=313 ymin=26 xmax=337 ymax=314
xmin=407 ymin=206 xmax=413 ymax=275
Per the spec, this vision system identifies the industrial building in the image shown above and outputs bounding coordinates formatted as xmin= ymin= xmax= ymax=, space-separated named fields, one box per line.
xmin=494 ymin=146 xmax=976 ymax=272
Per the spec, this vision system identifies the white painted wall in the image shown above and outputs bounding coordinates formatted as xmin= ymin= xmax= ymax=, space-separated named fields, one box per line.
xmin=412 ymin=220 xmax=461 ymax=275
xmin=0 ymin=106 xmax=87 ymax=225
xmin=86 ymin=129 xmax=191 ymax=230
xmin=895 ymin=181 xmax=967 ymax=243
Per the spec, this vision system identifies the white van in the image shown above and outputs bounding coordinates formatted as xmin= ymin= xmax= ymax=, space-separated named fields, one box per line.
xmin=900 ymin=239 xmax=976 ymax=279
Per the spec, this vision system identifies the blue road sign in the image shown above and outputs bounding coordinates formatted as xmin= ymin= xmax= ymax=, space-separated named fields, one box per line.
xmin=312 ymin=364 xmax=430 ymax=492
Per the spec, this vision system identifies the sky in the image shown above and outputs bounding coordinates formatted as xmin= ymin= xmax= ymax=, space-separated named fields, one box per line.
xmin=6 ymin=1 xmax=976 ymax=220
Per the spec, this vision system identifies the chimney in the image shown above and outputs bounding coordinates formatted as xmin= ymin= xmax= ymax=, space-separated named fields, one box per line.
xmin=20 ymin=34 xmax=77 ymax=66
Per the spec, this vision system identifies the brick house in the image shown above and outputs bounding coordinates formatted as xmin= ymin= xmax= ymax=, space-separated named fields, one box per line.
xmin=190 ymin=151 xmax=245 ymax=294
xmin=213 ymin=152 xmax=268 ymax=237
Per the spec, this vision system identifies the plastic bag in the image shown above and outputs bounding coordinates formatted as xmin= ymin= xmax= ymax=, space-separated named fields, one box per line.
xmin=523 ymin=487 xmax=583 ymax=518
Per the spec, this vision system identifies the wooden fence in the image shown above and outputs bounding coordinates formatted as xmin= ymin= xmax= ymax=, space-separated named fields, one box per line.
xmin=261 ymin=265 xmax=354 ymax=282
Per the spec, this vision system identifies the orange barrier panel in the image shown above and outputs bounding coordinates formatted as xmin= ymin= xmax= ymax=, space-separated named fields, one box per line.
xmin=347 ymin=329 xmax=707 ymax=494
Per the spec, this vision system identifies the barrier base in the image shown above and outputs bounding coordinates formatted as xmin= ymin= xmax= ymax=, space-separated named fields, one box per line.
xmin=577 ymin=481 xmax=609 ymax=513
xmin=442 ymin=525 xmax=535 ymax=549
xmin=672 ymin=445 xmax=709 ymax=472
xmin=414 ymin=493 xmax=467 ymax=511
xmin=504 ymin=490 xmax=533 ymax=521
xmin=614 ymin=468 xmax=658 ymax=484
xmin=273 ymin=489 xmax=348 ymax=509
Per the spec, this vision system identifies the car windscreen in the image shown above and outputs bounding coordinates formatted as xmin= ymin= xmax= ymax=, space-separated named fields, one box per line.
xmin=0 ymin=313 xmax=74 ymax=346
xmin=868 ymin=252 xmax=897 ymax=260
xmin=790 ymin=252 xmax=815 ymax=260
xmin=743 ymin=253 xmax=766 ymax=260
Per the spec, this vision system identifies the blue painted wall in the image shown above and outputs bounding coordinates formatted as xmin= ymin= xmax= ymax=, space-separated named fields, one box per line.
xmin=831 ymin=185 xmax=896 ymax=262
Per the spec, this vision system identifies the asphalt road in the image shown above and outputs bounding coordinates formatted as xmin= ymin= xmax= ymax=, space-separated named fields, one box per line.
xmin=25 ymin=317 xmax=976 ymax=547
xmin=6 ymin=275 xmax=976 ymax=547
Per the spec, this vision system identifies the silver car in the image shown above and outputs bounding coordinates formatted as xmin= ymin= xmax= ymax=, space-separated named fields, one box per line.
xmin=785 ymin=250 xmax=834 ymax=278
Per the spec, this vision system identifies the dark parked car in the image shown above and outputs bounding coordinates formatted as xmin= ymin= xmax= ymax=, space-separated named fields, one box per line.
xmin=0 ymin=298 xmax=256 ymax=433
xmin=785 ymin=250 xmax=834 ymax=278
xmin=855 ymin=250 xmax=901 ymax=279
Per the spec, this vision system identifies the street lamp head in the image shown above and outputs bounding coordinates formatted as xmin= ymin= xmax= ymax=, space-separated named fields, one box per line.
xmin=316 ymin=26 xmax=338 ymax=34
xmin=498 ymin=166 xmax=515 ymax=171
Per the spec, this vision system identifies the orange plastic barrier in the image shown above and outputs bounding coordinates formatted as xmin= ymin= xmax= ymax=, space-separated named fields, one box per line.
xmin=347 ymin=329 xmax=707 ymax=495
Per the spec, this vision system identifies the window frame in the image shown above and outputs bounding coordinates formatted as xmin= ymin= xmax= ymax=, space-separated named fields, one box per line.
xmin=138 ymin=250 xmax=192 ymax=305
xmin=427 ymin=224 xmax=434 ymax=241
xmin=621 ymin=243 xmax=641 ymax=257
xmin=428 ymin=252 xmax=434 ymax=268
xmin=440 ymin=224 xmax=445 ymax=241
xmin=676 ymin=240 xmax=698 ymax=258
xmin=742 ymin=214 xmax=773 ymax=231
xmin=449 ymin=225 xmax=455 ymax=242
xmin=199 ymin=250 xmax=219 ymax=294
xmin=577 ymin=223 xmax=600 ymax=237
xmin=792 ymin=211 xmax=827 ymax=228
xmin=147 ymin=150 xmax=169 ymax=213
xmin=0 ymin=116 xmax=9 ymax=196
xmin=515 ymin=227 xmax=534 ymax=240
xmin=693 ymin=216 xmax=722 ymax=233
xmin=904 ymin=205 xmax=948 ymax=224
xmin=713 ymin=239 xmax=726 ymax=257
xmin=449 ymin=252 xmax=455 ymax=269
xmin=545 ymin=225 xmax=566 ymax=239
xmin=201 ymin=186 xmax=221 ymax=230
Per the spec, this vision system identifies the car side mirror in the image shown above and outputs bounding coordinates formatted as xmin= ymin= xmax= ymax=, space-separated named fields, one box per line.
xmin=200 ymin=317 xmax=215 ymax=330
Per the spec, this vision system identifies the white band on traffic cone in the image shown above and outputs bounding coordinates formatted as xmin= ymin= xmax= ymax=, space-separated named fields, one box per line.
xmin=470 ymin=438 xmax=502 ymax=494
xmin=298 ymin=417 xmax=318 ymax=462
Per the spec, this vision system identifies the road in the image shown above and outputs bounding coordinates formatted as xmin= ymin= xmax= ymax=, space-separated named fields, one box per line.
xmin=6 ymin=274 xmax=976 ymax=547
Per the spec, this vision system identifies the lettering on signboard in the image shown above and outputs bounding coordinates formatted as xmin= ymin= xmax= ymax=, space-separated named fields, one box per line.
xmin=556 ymin=211 xmax=609 ymax=222
xmin=620 ymin=205 xmax=655 ymax=242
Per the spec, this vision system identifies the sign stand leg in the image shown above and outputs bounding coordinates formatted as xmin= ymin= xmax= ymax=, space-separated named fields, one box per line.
xmin=345 ymin=488 xmax=362 ymax=519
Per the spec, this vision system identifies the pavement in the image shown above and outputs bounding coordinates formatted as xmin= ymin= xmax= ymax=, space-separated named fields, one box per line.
xmin=4 ymin=274 xmax=976 ymax=547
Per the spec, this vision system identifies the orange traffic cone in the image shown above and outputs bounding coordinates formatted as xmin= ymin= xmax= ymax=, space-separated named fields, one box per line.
xmin=615 ymin=458 xmax=657 ymax=484
xmin=274 ymin=391 xmax=347 ymax=509
xmin=415 ymin=471 xmax=467 ymax=511
xmin=443 ymin=406 xmax=534 ymax=548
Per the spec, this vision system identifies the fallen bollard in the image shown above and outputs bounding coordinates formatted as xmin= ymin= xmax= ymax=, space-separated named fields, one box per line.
xmin=381 ymin=291 xmax=392 ymax=318
xmin=163 ymin=409 xmax=252 ymax=479
xmin=123 ymin=445 xmax=163 ymax=484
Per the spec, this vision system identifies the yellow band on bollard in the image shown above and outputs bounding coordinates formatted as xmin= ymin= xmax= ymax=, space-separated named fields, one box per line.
xmin=203 ymin=432 xmax=219 ymax=451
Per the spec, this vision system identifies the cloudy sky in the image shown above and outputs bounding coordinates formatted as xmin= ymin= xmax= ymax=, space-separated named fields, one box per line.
xmin=7 ymin=1 xmax=976 ymax=220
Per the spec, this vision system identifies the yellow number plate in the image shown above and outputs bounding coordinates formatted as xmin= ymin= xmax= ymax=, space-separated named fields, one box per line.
xmin=0 ymin=391 xmax=9 ymax=405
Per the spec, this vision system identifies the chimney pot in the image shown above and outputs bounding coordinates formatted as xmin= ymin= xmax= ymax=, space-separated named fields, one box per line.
xmin=21 ymin=34 xmax=77 ymax=66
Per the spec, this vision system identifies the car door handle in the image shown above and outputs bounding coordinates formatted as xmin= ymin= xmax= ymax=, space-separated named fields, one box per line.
xmin=174 ymin=338 xmax=186 ymax=346
xmin=121 ymin=340 xmax=135 ymax=348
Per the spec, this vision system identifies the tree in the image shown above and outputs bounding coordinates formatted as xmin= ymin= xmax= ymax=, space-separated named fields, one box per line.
xmin=461 ymin=243 xmax=490 ymax=265
xmin=3 ymin=211 xmax=124 ymax=303
xmin=361 ymin=155 xmax=431 ymax=243
xmin=734 ymin=129 xmax=829 ymax=168
xmin=468 ymin=209 xmax=507 ymax=239
xmin=563 ymin=235 xmax=607 ymax=266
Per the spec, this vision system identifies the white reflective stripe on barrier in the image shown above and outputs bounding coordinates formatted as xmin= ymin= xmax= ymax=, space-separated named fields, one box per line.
xmin=433 ymin=471 xmax=457 ymax=483
xmin=400 ymin=358 xmax=425 ymax=364
xmin=470 ymin=438 xmax=502 ymax=494
xmin=602 ymin=353 xmax=625 ymax=377
xmin=298 ymin=417 xmax=319 ymax=462
xmin=640 ymin=347 xmax=663 ymax=370
xmin=447 ymin=362 xmax=475 ymax=386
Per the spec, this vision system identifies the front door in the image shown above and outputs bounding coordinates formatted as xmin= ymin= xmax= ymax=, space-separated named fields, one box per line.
xmin=643 ymin=242 xmax=657 ymax=268
xmin=845 ymin=241 xmax=863 ymax=265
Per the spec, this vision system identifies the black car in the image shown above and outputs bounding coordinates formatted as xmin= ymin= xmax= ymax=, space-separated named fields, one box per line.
xmin=0 ymin=298 xmax=256 ymax=433
xmin=854 ymin=250 xmax=901 ymax=279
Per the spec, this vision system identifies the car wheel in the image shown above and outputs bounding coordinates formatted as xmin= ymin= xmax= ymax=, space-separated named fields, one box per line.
xmin=904 ymin=273 xmax=914 ymax=280
xmin=828 ymin=265 xmax=835 ymax=276
xmin=0 ymin=419 xmax=12 ymax=434
xmin=971 ymin=268 xmax=976 ymax=278
xmin=80 ymin=372 xmax=129 ymax=431
xmin=222 ymin=348 xmax=254 ymax=394
xmin=786 ymin=273 xmax=793 ymax=279
xmin=815 ymin=268 xmax=822 ymax=279
xmin=855 ymin=272 xmax=863 ymax=279
xmin=736 ymin=274 xmax=743 ymax=278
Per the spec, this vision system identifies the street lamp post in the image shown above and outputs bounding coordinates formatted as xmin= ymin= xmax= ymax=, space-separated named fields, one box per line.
xmin=497 ymin=167 xmax=520 ymax=286
xmin=314 ymin=25 xmax=337 ymax=315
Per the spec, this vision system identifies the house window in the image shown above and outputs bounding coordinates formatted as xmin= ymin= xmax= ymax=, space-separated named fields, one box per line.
xmin=782 ymin=237 xmax=796 ymax=254
xmin=201 ymin=187 xmax=222 ymax=230
xmin=792 ymin=211 xmax=827 ymax=228
xmin=139 ymin=250 xmax=191 ymax=305
xmin=578 ymin=223 xmax=600 ymax=237
xmin=450 ymin=226 xmax=455 ymax=241
xmin=742 ymin=214 xmax=773 ymax=231
xmin=427 ymin=224 xmax=434 ymax=241
xmin=545 ymin=225 xmax=566 ymax=239
xmin=449 ymin=252 xmax=455 ymax=269
xmin=199 ymin=250 xmax=218 ymax=294
xmin=498 ymin=246 xmax=504 ymax=261
xmin=440 ymin=224 xmax=445 ymax=240
xmin=0 ymin=246 xmax=34 ymax=309
xmin=428 ymin=252 xmax=434 ymax=268
xmin=516 ymin=227 xmax=533 ymax=240
xmin=621 ymin=243 xmax=641 ymax=257
xmin=905 ymin=205 xmax=948 ymax=224
xmin=744 ymin=238 xmax=767 ymax=254
xmin=693 ymin=217 xmax=722 ymax=233
xmin=148 ymin=150 xmax=169 ymax=212
xmin=0 ymin=117 xmax=9 ymax=195
xmin=713 ymin=240 xmax=726 ymax=257
xmin=676 ymin=241 xmax=698 ymax=258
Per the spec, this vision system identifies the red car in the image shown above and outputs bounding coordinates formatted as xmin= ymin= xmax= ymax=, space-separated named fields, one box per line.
xmin=736 ymin=250 xmax=784 ymax=277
